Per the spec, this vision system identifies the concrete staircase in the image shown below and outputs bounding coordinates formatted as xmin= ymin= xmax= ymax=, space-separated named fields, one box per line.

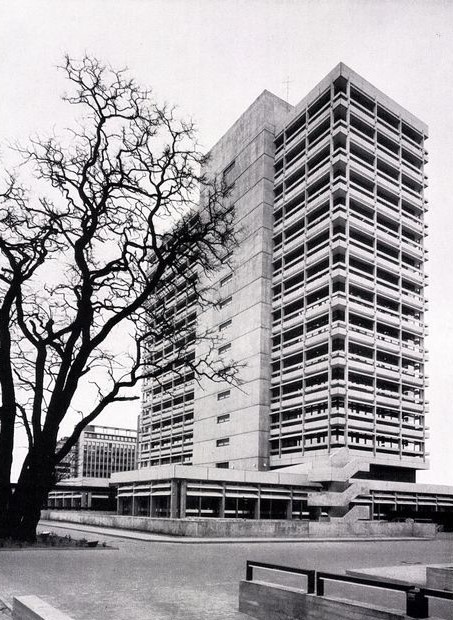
xmin=307 ymin=481 xmax=369 ymax=508
xmin=308 ymin=450 xmax=371 ymax=483
xmin=279 ymin=448 xmax=371 ymax=483
xmin=331 ymin=504 xmax=371 ymax=522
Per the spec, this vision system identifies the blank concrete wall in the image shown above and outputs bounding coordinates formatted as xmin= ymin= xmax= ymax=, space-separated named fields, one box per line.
xmin=40 ymin=510 xmax=436 ymax=538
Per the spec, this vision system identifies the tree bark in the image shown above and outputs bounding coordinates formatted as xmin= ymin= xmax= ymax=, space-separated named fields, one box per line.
xmin=2 ymin=450 xmax=55 ymax=542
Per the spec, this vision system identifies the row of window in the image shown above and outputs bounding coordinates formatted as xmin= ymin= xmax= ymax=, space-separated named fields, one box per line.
xmin=276 ymin=145 xmax=424 ymax=202
xmin=271 ymin=370 xmax=424 ymax=396
xmin=272 ymin=309 xmax=423 ymax=348
xmin=272 ymin=337 xmax=423 ymax=374
xmin=270 ymin=399 xmax=423 ymax=424
xmin=270 ymin=433 xmax=424 ymax=455
xmin=272 ymin=284 xmax=422 ymax=325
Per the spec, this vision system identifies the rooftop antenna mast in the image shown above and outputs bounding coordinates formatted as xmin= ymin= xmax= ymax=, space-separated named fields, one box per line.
xmin=283 ymin=76 xmax=293 ymax=102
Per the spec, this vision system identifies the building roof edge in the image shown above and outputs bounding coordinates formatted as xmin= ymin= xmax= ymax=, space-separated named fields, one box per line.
xmin=276 ymin=62 xmax=428 ymax=137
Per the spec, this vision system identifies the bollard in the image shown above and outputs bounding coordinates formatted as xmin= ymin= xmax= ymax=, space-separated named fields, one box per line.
xmin=406 ymin=587 xmax=429 ymax=619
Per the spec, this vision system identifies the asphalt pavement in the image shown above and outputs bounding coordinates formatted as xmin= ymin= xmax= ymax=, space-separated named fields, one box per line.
xmin=0 ymin=524 xmax=451 ymax=620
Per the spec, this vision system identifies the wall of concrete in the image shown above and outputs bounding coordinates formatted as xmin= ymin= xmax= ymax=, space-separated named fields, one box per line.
xmin=41 ymin=510 xmax=310 ymax=537
xmin=426 ymin=566 xmax=453 ymax=591
xmin=192 ymin=90 xmax=293 ymax=472
xmin=40 ymin=510 xmax=436 ymax=539
xmin=308 ymin=520 xmax=436 ymax=539
xmin=239 ymin=580 xmax=418 ymax=620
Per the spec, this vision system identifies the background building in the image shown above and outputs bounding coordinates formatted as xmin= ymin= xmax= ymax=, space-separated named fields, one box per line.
xmin=49 ymin=425 xmax=137 ymax=510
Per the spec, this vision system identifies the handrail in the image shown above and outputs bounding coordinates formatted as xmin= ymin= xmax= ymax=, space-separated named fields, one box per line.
xmin=420 ymin=586 xmax=453 ymax=601
xmin=315 ymin=570 xmax=414 ymax=595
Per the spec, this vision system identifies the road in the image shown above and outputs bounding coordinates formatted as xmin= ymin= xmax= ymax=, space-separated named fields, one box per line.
xmin=0 ymin=524 xmax=452 ymax=620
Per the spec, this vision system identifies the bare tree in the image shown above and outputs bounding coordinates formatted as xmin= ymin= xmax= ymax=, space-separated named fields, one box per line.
xmin=0 ymin=55 xmax=236 ymax=541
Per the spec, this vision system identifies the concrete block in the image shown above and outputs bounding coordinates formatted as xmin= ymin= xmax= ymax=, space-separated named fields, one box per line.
xmin=239 ymin=580 xmax=417 ymax=620
xmin=13 ymin=596 xmax=74 ymax=620
xmin=426 ymin=566 xmax=453 ymax=591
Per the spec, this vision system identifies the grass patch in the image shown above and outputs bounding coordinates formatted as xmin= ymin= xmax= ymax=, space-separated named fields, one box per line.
xmin=0 ymin=532 xmax=111 ymax=549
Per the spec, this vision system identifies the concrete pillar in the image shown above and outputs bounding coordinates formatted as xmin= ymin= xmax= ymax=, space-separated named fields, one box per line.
xmin=309 ymin=506 xmax=322 ymax=521
xmin=286 ymin=493 xmax=293 ymax=520
xmin=116 ymin=492 xmax=120 ymax=515
xmin=179 ymin=481 xmax=187 ymax=518
xmin=150 ymin=493 xmax=155 ymax=517
xmin=219 ymin=486 xmax=226 ymax=518
xmin=131 ymin=494 xmax=136 ymax=516
xmin=170 ymin=480 xmax=179 ymax=518
xmin=254 ymin=487 xmax=261 ymax=520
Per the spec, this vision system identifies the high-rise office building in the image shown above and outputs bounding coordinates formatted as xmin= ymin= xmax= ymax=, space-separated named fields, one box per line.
xmin=114 ymin=64 xmax=448 ymax=523
xmin=138 ymin=63 xmax=427 ymax=478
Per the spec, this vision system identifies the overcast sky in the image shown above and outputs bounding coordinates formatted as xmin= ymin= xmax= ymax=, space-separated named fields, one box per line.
xmin=1 ymin=0 xmax=452 ymax=484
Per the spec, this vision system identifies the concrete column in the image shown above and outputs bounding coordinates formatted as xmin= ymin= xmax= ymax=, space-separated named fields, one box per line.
xmin=254 ymin=486 xmax=261 ymax=519
xmin=179 ymin=481 xmax=187 ymax=518
xmin=131 ymin=494 xmax=136 ymax=516
xmin=286 ymin=491 xmax=293 ymax=520
xmin=116 ymin=492 xmax=120 ymax=515
xmin=150 ymin=493 xmax=155 ymax=517
xmin=309 ymin=506 xmax=322 ymax=521
xmin=219 ymin=485 xmax=226 ymax=518
xmin=170 ymin=480 xmax=179 ymax=518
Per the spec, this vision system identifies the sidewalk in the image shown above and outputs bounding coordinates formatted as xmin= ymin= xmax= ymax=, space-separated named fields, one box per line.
xmin=39 ymin=519 xmax=433 ymax=545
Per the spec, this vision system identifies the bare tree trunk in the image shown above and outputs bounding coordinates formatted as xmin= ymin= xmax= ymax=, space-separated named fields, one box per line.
xmin=0 ymin=417 xmax=15 ymax=538
xmin=0 ymin=428 xmax=14 ymax=538
xmin=3 ymin=450 xmax=55 ymax=542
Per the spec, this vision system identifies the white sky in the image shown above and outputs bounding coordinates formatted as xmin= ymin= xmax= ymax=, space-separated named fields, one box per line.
xmin=1 ymin=0 xmax=452 ymax=484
